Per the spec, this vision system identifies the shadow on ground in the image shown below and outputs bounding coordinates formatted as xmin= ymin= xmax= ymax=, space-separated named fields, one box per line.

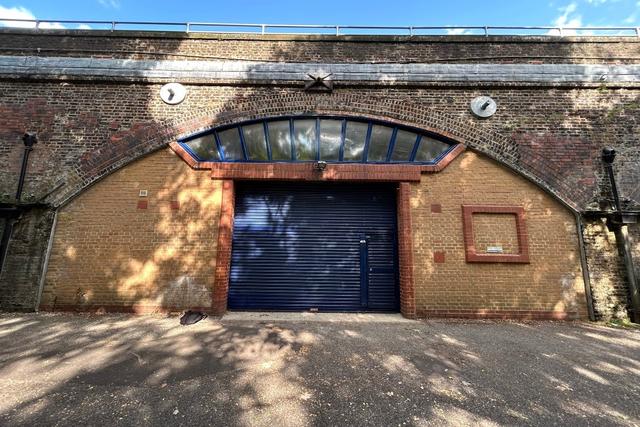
xmin=0 ymin=313 xmax=639 ymax=426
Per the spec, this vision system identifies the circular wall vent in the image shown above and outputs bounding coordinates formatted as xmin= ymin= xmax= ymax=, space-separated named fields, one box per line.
xmin=470 ymin=96 xmax=497 ymax=118
xmin=160 ymin=83 xmax=187 ymax=105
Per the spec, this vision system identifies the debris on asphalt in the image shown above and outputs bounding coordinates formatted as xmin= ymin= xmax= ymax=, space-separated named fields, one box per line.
xmin=179 ymin=310 xmax=207 ymax=325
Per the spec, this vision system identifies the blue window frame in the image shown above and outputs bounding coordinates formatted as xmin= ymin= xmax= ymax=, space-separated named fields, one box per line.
xmin=179 ymin=115 xmax=458 ymax=165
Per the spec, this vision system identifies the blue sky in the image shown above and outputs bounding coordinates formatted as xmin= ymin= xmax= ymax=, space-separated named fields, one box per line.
xmin=0 ymin=0 xmax=639 ymax=33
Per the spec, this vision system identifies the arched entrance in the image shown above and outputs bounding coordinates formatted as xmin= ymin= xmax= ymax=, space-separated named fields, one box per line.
xmin=41 ymin=110 xmax=586 ymax=321
xmin=172 ymin=115 xmax=465 ymax=317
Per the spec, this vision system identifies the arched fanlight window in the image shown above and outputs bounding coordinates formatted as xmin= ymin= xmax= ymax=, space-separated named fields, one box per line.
xmin=179 ymin=116 xmax=457 ymax=164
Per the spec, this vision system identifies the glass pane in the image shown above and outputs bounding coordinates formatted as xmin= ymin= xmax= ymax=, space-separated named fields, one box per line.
xmin=293 ymin=119 xmax=317 ymax=161
xmin=367 ymin=125 xmax=393 ymax=162
xmin=267 ymin=120 xmax=292 ymax=161
xmin=319 ymin=119 xmax=342 ymax=161
xmin=343 ymin=121 xmax=367 ymax=161
xmin=390 ymin=129 xmax=418 ymax=161
xmin=184 ymin=134 xmax=219 ymax=161
xmin=414 ymin=136 xmax=451 ymax=162
xmin=217 ymin=128 xmax=244 ymax=160
xmin=242 ymin=123 xmax=268 ymax=161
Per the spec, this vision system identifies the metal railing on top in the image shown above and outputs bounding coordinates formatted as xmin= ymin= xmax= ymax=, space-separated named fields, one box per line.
xmin=0 ymin=18 xmax=639 ymax=37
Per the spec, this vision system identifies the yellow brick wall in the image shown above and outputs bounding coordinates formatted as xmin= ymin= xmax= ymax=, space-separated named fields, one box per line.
xmin=411 ymin=151 xmax=587 ymax=318
xmin=472 ymin=213 xmax=519 ymax=255
xmin=42 ymin=148 xmax=222 ymax=312
xmin=42 ymin=147 xmax=587 ymax=317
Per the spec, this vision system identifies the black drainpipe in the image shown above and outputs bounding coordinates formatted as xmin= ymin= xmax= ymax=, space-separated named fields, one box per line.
xmin=602 ymin=148 xmax=640 ymax=322
xmin=0 ymin=133 xmax=37 ymax=276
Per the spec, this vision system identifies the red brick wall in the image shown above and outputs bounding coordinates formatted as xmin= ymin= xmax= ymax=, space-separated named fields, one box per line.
xmin=2 ymin=86 xmax=637 ymax=215
xmin=397 ymin=182 xmax=416 ymax=318
xmin=212 ymin=179 xmax=234 ymax=315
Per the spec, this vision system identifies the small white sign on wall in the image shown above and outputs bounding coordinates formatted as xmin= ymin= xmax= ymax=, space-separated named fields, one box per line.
xmin=486 ymin=246 xmax=504 ymax=254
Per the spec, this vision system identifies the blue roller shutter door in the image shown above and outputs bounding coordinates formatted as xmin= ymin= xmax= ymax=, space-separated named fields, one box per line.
xmin=228 ymin=182 xmax=399 ymax=312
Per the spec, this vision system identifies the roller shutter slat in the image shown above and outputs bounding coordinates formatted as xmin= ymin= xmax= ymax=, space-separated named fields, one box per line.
xmin=228 ymin=182 xmax=399 ymax=312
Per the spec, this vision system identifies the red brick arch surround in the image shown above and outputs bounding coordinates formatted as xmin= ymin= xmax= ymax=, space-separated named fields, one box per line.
xmin=58 ymin=92 xmax=578 ymax=211
xmin=209 ymin=178 xmax=425 ymax=318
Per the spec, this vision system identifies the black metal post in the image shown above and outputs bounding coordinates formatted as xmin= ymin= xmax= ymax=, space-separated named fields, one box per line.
xmin=602 ymin=147 xmax=640 ymax=322
xmin=16 ymin=133 xmax=37 ymax=202
xmin=0 ymin=218 xmax=12 ymax=275
xmin=0 ymin=133 xmax=37 ymax=276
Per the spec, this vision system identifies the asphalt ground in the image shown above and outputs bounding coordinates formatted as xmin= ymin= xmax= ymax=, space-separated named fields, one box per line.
xmin=0 ymin=312 xmax=639 ymax=426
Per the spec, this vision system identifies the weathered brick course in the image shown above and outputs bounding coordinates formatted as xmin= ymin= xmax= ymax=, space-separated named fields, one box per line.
xmin=1 ymin=30 xmax=640 ymax=64
xmin=632 ymin=224 xmax=640 ymax=292
xmin=0 ymin=208 xmax=53 ymax=310
xmin=1 ymin=85 xmax=637 ymax=213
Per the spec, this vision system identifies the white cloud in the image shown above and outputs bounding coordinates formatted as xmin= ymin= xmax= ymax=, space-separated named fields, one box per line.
xmin=77 ymin=23 xmax=92 ymax=29
xmin=0 ymin=5 xmax=37 ymax=28
xmin=98 ymin=0 xmax=120 ymax=8
xmin=0 ymin=5 xmax=65 ymax=29
xmin=445 ymin=28 xmax=471 ymax=35
xmin=563 ymin=2 xmax=578 ymax=14
xmin=39 ymin=21 xmax=64 ymax=29
xmin=548 ymin=0 xmax=634 ymax=36
xmin=585 ymin=0 xmax=623 ymax=4
xmin=548 ymin=2 xmax=583 ymax=35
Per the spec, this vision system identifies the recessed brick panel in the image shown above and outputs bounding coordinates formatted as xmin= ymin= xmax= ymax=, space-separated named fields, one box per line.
xmin=462 ymin=205 xmax=530 ymax=263
xmin=472 ymin=213 xmax=519 ymax=254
